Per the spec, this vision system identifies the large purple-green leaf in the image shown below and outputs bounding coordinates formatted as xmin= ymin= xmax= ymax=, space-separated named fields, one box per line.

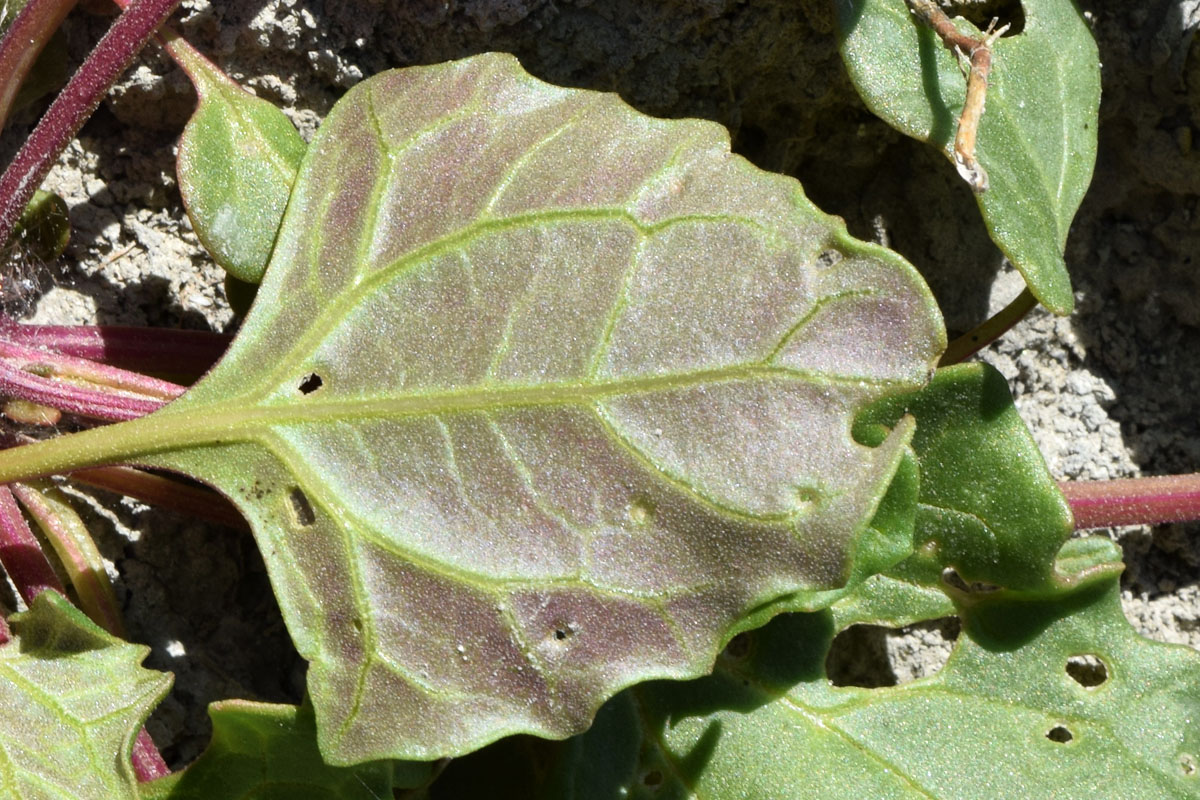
xmin=0 ymin=53 xmax=943 ymax=762
xmin=0 ymin=592 xmax=170 ymax=800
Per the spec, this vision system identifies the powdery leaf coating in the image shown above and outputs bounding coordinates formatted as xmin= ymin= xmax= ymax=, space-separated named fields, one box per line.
xmin=137 ymin=53 xmax=943 ymax=761
xmin=0 ymin=592 xmax=170 ymax=800
xmin=835 ymin=0 xmax=1100 ymax=314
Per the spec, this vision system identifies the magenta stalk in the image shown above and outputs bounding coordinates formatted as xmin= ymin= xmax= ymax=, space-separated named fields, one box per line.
xmin=0 ymin=0 xmax=182 ymax=248
xmin=0 ymin=484 xmax=65 ymax=601
xmin=132 ymin=729 xmax=170 ymax=781
xmin=1061 ymin=473 xmax=1200 ymax=529
xmin=0 ymin=336 xmax=185 ymax=399
xmin=0 ymin=317 xmax=229 ymax=378
xmin=0 ymin=357 xmax=169 ymax=420
xmin=0 ymin=0 xmax=78 ymax=134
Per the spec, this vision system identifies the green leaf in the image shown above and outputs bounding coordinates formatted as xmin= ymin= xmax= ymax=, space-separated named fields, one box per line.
xmin=835 ymin=0 xmax=1100 ymax=314
xmin=139 ymin=700 xmax=424 ymax=800
xmin=0 ymin=53 xmax=944 ymax=761
xmin=174 ymin=40 xmax=306 ymax=284
xmin=9 ymin=189 xmax=70 ymax=261
xmin=0 ymin=592 xmax=171 ymax=800
xmin=11 ymin=31 xmax=66 ymax=113
xmin=855 ymin=362 xmax=1074 ymax=590
xmin=539 ymin=538 xmax=1200 ymax=799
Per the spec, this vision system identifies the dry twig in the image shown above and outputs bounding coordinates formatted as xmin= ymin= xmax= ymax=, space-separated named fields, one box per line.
xmin=906 ymin=0 xmax=1009 ymax=193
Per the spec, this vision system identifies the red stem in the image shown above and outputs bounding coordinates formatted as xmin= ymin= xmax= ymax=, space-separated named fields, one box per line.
xmin=0 ymin=317 xmax=228 ymax=378
xmin=0 ymin=357 xmax=168 ymax=420
xmin=0 ymin=484 xmax=65 ymax=601
xmin=131 ymin=728 xmax=170 ymax=780
xmin=0 ymin=0 xmax=78 ymax=134
xmin=1061 ymin=473 xmax=1200 ymax=529
xmin=0 ymin=0 xmax=181 ymax=249
xmin=0 ymin=336 xmax=184 ymax=399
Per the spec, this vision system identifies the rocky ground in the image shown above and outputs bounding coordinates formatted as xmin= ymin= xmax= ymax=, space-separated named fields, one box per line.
xmin=1 ymin=0 xmax=1197 ymax=768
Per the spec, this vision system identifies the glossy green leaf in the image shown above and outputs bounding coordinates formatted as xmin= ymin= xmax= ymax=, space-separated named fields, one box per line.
xmin=174 ymin=39 xmax=306 ymax=284
xmin=0 ymin=592 xmax=171 ymax=800
xmin=855 ymin=362 xmax=1074 ymax=590
xmin=537 ymin=538 xmax=1200 ymax=799
xmin=835 ymin=0 xmax=1100 ymax=314
xmin=139 ymin=700 xmax=425 ymax=800
xmin=0 ymin=53 xmax=944 ymax=761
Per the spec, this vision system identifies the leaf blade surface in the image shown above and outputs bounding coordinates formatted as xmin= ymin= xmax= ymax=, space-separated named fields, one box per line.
xmin=536 ymin=540 xmax=1200 ymax=800
xmin=835 ymin=0 xmax=1100 ymax=313
xmin=174 ymin=42 xmax=307 ymax=284
xmin=153 ymin=52 xmax=944 ymax=760
xmin=0 ymin=592 xmax=170 ymax=800
xmin=855 ymin=362 xmax=1074 ymax=590
xmin=5 ymin=53 xmax=944 ymax=761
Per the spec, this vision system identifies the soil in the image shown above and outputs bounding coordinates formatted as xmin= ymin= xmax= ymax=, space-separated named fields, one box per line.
xmin=1 ymin=0 xmax=1198 ymax=770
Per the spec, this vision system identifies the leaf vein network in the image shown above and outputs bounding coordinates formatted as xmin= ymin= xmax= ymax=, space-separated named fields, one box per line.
xmin=263 ymin=207 xmax=767 ymax=392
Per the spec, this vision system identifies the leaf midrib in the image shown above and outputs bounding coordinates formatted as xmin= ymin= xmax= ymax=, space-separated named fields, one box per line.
xmin=0 ymin=361 xmax=905 ymax=485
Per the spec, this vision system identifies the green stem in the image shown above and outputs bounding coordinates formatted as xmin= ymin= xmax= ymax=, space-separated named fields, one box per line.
xmin=939 ymin=287 xmax=1037 ymax=366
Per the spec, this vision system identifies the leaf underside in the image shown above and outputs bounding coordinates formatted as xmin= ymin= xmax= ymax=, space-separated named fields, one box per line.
xmin=511 ymin=354 xmax=1183 ymax=798
xmin=101 ymin=53 xmax=944 ymax=761
xmin=0 ymin=593 xmax=170 ymax=800
xmin=835 ymin=0 xmax=1100 ymax=314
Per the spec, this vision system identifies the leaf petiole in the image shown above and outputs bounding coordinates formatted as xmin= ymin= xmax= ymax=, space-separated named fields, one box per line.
xmin=0 ymin=0 xmax=76 ymax=134
xmin=1061 ymin=473 xmax=1200 ymax=529
xmin=0 ymin=315 xmax=229 ymax=377
xmin=0 ymin=483 xmax=64 ymax=601
xmin=0 ymin=0 xmax=182 ymax=249
xmin=9 ymin=479 xmax=125 ymax=637
xmin=939 ymin=286 xmax=1037 ymax=365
